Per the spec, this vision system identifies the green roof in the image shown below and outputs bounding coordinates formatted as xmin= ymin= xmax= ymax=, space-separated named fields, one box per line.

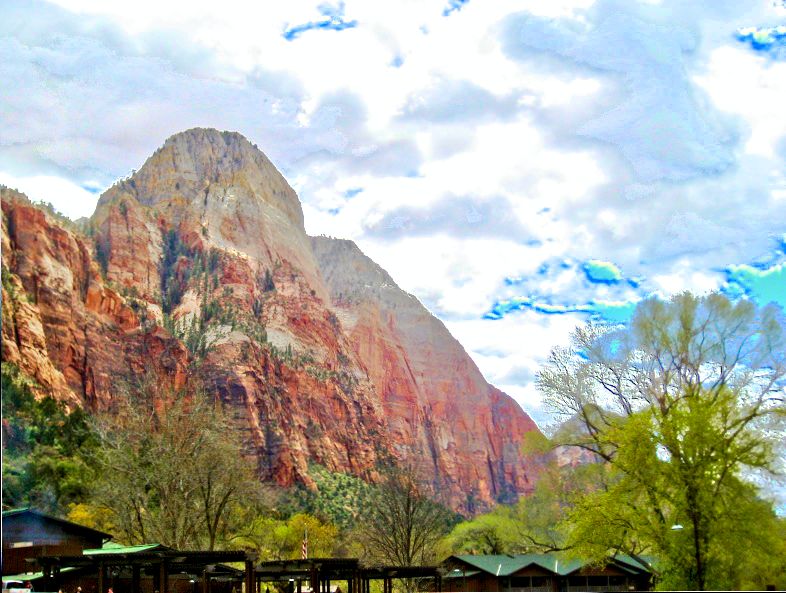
xmin=83 ymin=542 xmax=166 ymax=555
xmin=2 ymin=507 xmax=32 ymax=517
xmin=450 ymin=554 xmax=648 ymax=577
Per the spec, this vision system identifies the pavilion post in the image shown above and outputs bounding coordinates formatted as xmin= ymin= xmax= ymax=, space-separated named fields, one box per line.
xmin=132 ymin=565 xmax=141 ymax=593
xmin=245 ymin=560 xmax=255 ymax=593
xmin=202 ymin=569 xmax=210 ymax=593
xmin=160 ymin=561 xmax=169 ymax=593
xmin=98 ymin=561 xmax=105 ymax=593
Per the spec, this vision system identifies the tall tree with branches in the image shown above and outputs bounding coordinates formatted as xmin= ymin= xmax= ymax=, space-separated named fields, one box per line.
xmin=360 ymin=465 xmax=454 ymax=591
xmin=538 ymin=292 xmax=786 ymax=590
xmin=83 ymin=374 xmax=267 ymax=549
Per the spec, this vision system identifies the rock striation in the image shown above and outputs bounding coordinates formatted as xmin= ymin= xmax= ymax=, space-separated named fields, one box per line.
xmin=1 ymin=128 xmax=540 ymax=513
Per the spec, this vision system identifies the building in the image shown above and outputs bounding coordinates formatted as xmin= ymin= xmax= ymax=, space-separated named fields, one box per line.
xmin=2 ymin=508 xmax=112 ymax=576
xmin=1 ymin=509 xmax=251 ymax=593
xmin=441 ymin=554 xmax=652 ymax=592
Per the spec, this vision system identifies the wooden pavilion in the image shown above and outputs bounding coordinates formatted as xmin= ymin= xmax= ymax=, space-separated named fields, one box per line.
xmin=36 ymin=549 xmax=253 ymax=593
xmin=253 ymin=559 xmax=442 ymax=593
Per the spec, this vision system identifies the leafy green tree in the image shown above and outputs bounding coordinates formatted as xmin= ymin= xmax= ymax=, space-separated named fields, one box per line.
xmin=444 ymin=511 xmax=519 ymax=554
xmin=443 ymin=439 xmax=588 ymax=556
xmin=236 ymin=513 xmax=339 ymax=560
xmin=537 ymin=292 xmax=786 ymax=590
xmin=1 ymin=363 xmax=96 ymax=513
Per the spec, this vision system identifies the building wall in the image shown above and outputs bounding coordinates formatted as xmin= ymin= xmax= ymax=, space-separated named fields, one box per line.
xmin=2 ymin=514 xmax=105 ymax=575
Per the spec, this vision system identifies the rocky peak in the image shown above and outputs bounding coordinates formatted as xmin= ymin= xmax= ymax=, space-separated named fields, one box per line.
xmin=94 ymin=128 xmax=326 ymax=301
xmin=98 ymin=128 xmax=304 ymax=231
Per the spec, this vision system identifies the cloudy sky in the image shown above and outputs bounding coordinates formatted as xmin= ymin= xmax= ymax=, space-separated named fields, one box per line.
xmin=2 ymin=0 xmax=785 ymax=427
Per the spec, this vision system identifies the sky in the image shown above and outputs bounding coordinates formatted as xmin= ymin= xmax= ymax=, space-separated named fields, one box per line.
xmin=1 ymin=0 xmax=786 ymax=430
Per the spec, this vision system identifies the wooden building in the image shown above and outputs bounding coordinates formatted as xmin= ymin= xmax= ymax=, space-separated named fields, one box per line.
xmin=36 ymin=547 xmax=252 ymax=593
xmin=440 ymin=554 xmax=652 ymax=592
xmin=2 ymin=508 xmax=112 ymax=576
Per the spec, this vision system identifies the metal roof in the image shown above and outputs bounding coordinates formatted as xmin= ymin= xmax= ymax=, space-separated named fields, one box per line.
xmin=82 ymin=542 xmax=168 ymax=555
xmin=448 ymin=554 xmax=650 ymax=577
xmin=37 ymin=549 xmax=251 ymax=571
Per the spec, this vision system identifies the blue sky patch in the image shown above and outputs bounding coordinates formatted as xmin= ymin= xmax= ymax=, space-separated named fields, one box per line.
xmin=484 ymin=296 xmax=636 ymax=324
xmin=283 ymin=3 xmax=358 ymax=41
xmin=725 ymin=262 xmax=786 ymax=308
xmin=735 ymin=26 xmax=786 ymax=58
xmin=583 ymin=259 xmax=623 ymax=284
xmin=80 ymin=182 xmax=103 ymax=194
xmin=343 ymin=187 xmax=363 ymax=198
xmin=443 ymin=0 xmax=470 ymax=17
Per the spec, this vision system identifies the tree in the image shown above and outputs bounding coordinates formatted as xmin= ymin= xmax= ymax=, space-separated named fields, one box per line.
xmin=84 ymin=374 xmax=267 ymax=549
xmin=537 ymin=292 xmax=786 ymax=590
xmin=1 ymin=363 xmax=96 ymax=513
xmin=443 ymin=436 xmax=591 ymax=557
xmin=444 ymin=510 xmax=518 ymax=555
xmin=359 ymin=465 xmax=455 ymax=589
xmin=235 ymin=513 xmax=339 ymax=560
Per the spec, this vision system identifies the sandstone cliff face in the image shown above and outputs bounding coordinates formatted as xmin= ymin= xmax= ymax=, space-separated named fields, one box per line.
xmin=1 ymin=128 xmax=540 ymax=513
xmin=1 ymin=188 xmax=189 ymax=408
xmin=311 ymin=237 xmax=539 ymax=509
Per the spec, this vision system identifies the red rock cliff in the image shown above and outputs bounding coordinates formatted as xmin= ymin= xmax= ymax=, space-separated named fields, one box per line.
xmin=1 ymin=128 xmax=540 ymax=513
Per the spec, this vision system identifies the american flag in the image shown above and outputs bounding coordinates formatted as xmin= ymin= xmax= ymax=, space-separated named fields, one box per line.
xmin=301 ymin=528 xmax=308 ymax=559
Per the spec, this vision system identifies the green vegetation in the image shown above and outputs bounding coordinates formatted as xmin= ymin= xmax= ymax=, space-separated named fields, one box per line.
xmin=538 ymin=292 xmax=786 ymax=590
xmin=1 ymin=363 xmax=97 ymax=514
xmin=160 ymin=230 xmax=222 ymax=314
xmin=2 ymin=264 xmax=28 ymax=303
xmin=33 ymin=201 xmax=85 ymax=235
xmin=445 ymin=292 xmax=786 ymax=591
xmin=235 ymin=512 xmax=339 ymax=560
xmin=286 ymin=464 xmax=374 ymax=529
xmin=6 ymin=271 xmax=783 ymax=591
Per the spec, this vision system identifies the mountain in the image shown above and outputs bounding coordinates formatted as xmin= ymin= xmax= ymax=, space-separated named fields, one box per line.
xmin=1 ymin=128 xmax=539 ymax=513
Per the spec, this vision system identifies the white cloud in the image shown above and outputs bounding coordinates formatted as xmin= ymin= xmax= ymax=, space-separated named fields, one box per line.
xmin=695 ymin=45 xmax=786 ymax=158
xmin=3 ymin=0 xmax=786 ymax=423
xmin=0 ymin=172 xmax=99 ymax=219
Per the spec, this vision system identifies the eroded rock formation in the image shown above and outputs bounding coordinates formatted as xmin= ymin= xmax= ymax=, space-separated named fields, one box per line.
xmin=1 ymin=128 xmax=540 ymax=513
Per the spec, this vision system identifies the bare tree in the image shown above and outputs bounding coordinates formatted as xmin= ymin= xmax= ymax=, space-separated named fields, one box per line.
xmin=360 ymin=465 xmax=454 ymax=591
xmin=89 ymin=374 xmax=266 ymax=549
